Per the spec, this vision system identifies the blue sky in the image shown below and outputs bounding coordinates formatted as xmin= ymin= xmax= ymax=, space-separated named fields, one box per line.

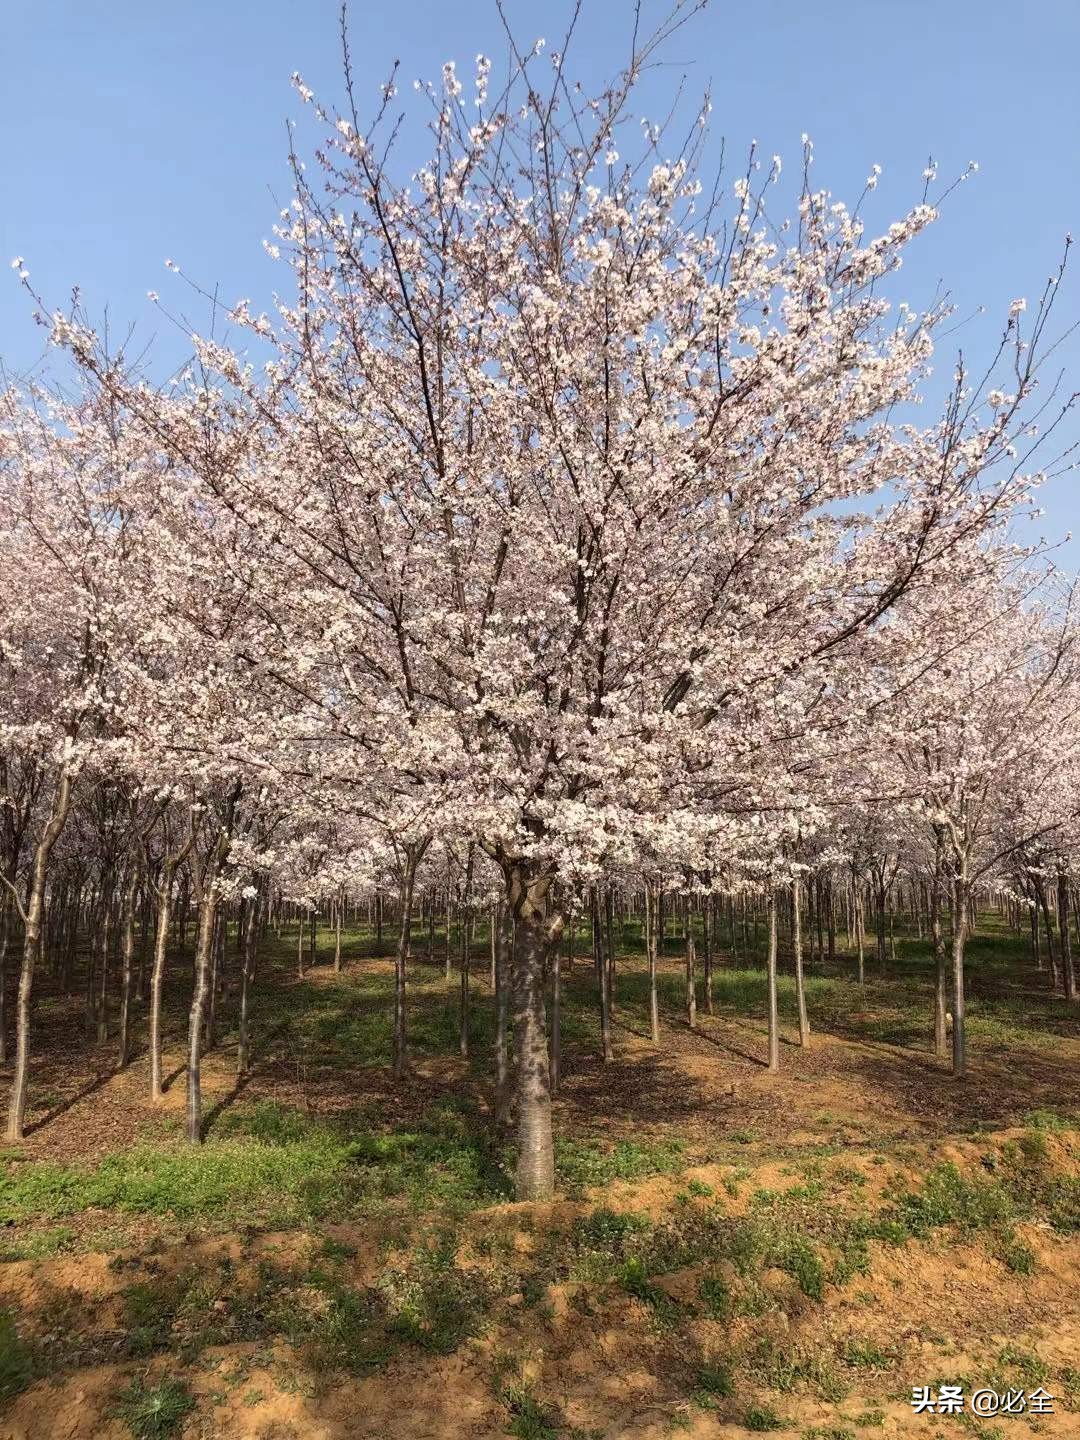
xmin=2 ymin=0 xmax=1078 ymax=557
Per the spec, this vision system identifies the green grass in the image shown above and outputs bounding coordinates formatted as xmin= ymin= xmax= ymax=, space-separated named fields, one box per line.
xmin=0 ymin=1098 xmax=510 ymax=1230
xmin=554 ymin=1138 xmax=685 ymax=1190
xmin=111 ymin=1376 xmax=196 ymax=1440
xmin=0 ymin=1224 xmax=76 ymax=1261
xmin=0 ymin=1310 xmax=32 ymax=1404
xmin=841 ymin=1339 xmax=896 ymax=1370
xmin=693 ymin=1361 xmax=734 ymax=1404
xmin=745 ymin=1403 xmax=789 ymax=1431
xmin=501 ymin=1384 xmax=561 ymax=1440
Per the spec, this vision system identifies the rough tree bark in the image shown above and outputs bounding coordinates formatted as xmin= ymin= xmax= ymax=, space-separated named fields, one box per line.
xmin=494 ymin=904 xmax=511 ymax=1128
xmin=766 ymin=888 xmax=780 ymax=1073
xmin=237 ymin=886 xmax=260 ymax=1074
xmin=1058 ymin=871 xmax=1077 ymax=1002
xmin=117 ymin=866 xmax=139 ymax=1069
xmin=792 ymin=875 xmax=809 ymax=1047
xmin=186 ymin=787 xmax=239 ymax=1143
xmin=594 ymin=885 xmax=613 ymax=1062
xmin=393 ymin=840 xmax=427 ymax=1082
xmin=646 ymin=883 xmax=660 ymax=1046
xmin=505 ymin=859 xmax=562 ymax=1202
xmin=951 ymin=864 xmax=970 ymax=1079
xmin=6 ymin=770 xmax=75 ymax=1143
xmin=685 ymin=931 xmax=697 ymax=1030
xmin=931 ymin=830 xmax=949 ymax=1060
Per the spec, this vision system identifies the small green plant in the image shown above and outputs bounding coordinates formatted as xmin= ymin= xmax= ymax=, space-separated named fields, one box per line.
xmin=997 ymin=1345 xmax=1049 ymax=1388
xmin=699 ymin=1271 xmax=731 ymax=1319
xmin=122 ymin=1280 xmax=180 ymax=1356
xmin=618 ymin=1258 xmax=680 ymax=1330
xmin=112 ymin=1376 xmax=196 ymax=1440
xmin=997 ymin=1234 xmax=1036 ymax=1274
xmin=693 ymin=1361 xmax=734 ymax=1407
xmin=0 ymin=1310 xmax=33 ymax=1404
xmin=777 ymin=1236 xmax=825 ymax=1301
xmin=502 ymin=1383 xmax=560 ymax=1440
xmin=841 ymin=1338 xmax=896 ymax=1370
xmin=554 ymin=1138 xmax=684 ymax=1190
xmin=1023 ymin=1109 xmax=1074 ymax=1132
xmin=745 ymin=1403 xmax=788 ymax=1431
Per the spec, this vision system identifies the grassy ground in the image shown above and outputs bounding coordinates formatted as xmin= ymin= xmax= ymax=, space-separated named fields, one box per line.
xmin=1 ymin=913 xmax=1079 ymax=1439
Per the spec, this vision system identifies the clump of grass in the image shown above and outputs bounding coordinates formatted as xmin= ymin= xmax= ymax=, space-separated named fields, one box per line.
xmin=566 ymin=1207 xmax=652 ymax=1282
xmin=554 ymin=1138 xmax=684 ymax=1190
xmin=692 ymin=1361 xmax=734 ymax=1406
xmin=122 ymin=1279 xmax=181 ymax=1357
xmin=744 ymin=1402 xmax=788 ymax=1431
xmin=755 ymin=1342 xmax=848 ymax=1402
xmin=699 ymin=1270 xmax=731 ymax=1320
xmin=0 ymin=1310 xmax=33 ymax=1404
xmin=0 ymin=1224 xmax=76 ymax=1262
xmin=1023 ymin=1109 xmax=1075 ymax=1132
xmin=841 ymin=1338 xmax=896 ymax=1370
xmin=1059 ymin=1365 xmax=1080 ymax=1409
xmin=617 ymin=1257 xmax=681 ymax=1329
xmin=379 ymin=1238 xmax=495 ymax=1352
xmin=997 ymin=1232 xmax=1036 ymax=1274
xmin=501 ymin=1383 xmax=561 ymax=1440
xmin=997 ymin=1345 xmax=1050 ymax=1389
xmin=574 ymin=1206 xmax=650 ymax=1249
xmin=111 ymin=1376 xmax=196 ymax=1440
xmin=775 ymin=1235 xmax=826 ymax=1301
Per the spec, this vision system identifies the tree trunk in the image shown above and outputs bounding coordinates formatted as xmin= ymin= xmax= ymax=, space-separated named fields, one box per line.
xmin=594 ymin=886 xmax=613 ymax=1062
xmin=685 ymin=931 xmax=697 ymax=1030
xmin=766 ymin=889 xmax=779 ymax=1072
xmin=6 ymin=770 xmax=74 ymax=1143
xmin=951 ymin=867 xmax=969 ymax=1079
xmin=494 ymin=904 xmax=511 ymax=1127
xmin=550 ymin=940 xmax=561 ymax=1096
xmin=458 ymin=843 xmax=474 ymax=1061
xmin=117 ymin=870 xmax=138 ymax=1069
xmin=186 ymin=889 xmax=219 ymax=1142
xmin=149 ymin=865 xmax=178 ymax=1102
xmin=856 ymin=885 xmax=865 ymax=985
xmin=0 ymin=892 xmax=10 ymax=1067
xmin=237 ymin=887 xmax=260 ymax=1074
xmin=792 ymin=876 xmax=809 ymax=1046
xmin=646 ymin=884 xmax=660 ymax=1046
xmin=1038 ymin=881 xmax=1059 ymax=990
xmin=1058 ymin=872 xmax=1077 ymax=1002
xmin=445 ymin=886 xmax=452 ymax=981
xmin=702 ymin=895 xmax=713 ymax=1015
xmin=393 ymin=843 xmax=424 ymax=1081
xmin=186 ymin=793 xmax=237 ymax=1143
xmin=931 ymin=835 xmax=948 ymax=1060
xmin=507 ymin=861 xmax=560 ymax=1202
xmin=97 ymin=895 xmax=112 ymax=1044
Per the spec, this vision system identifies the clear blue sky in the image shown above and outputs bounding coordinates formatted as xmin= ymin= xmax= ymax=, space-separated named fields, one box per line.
xmin=3 ymin=0 xmax=1078 ymax=557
